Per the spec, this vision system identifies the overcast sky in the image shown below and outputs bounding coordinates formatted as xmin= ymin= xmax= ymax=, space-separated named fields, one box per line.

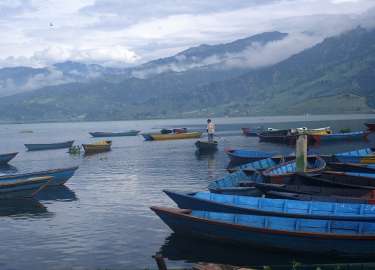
xmin=0 ymin=0 xmax=374 ymax=68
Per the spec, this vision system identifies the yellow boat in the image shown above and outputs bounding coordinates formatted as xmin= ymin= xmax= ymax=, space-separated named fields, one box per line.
xmin=360 ymin=156 xmax=375 ymax=164
xmin=82 ymin=140 xmax=112 ymax=154
xmin=150 ymin=132 xmax=202 ymax=141
xmin=296 ymin=127 xmax=332 ymax=135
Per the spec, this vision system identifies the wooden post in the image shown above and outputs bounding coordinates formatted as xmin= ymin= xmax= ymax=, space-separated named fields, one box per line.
xmin=153 ymin=253 xmax=168 ymax=270
xmin=296 ymin=134 xmax=307 ymax=172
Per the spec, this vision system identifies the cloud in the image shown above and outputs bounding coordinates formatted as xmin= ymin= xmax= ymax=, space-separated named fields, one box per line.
xmin=0 ymin=0 xmax=34 ymax=18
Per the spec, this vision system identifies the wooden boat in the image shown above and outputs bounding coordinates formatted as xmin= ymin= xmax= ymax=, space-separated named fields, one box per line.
xmin=0 ymin=152 xmax=18 ymax=165
xmin=225 ymin=149 xmax=276 ymax=165
xmin=296 ymin=127 xmax=332 ymax=135
xmin=262 ymin=156 xmax=326 ymax=183
xmin=164 ymin=190 xmax=375 ymax=221
xmin=25 ymin=140 xmax=74 ymax=151
xmin=82 ymin=140 xmax=112 ymax=154
xmin=365 ymin=123 xmax=375 ymax=131
xmin=258 ymin=130 xmax=299 ymax=144
xmin=332 ymin=148 xmax=375 ymax=164
xmin=195 ymin=140 xmax=218 ymax=152
xmin=89 ymin=130 xmax=140 ymax=137
xmin=241 ymin=127 xmax=263 ymax=137
xmin=295 ymin=171 xmax=375 ymax=190
xmin=311 ymin=131 xmax=370 ymax=144
xmin=266 ymin=191 xmax=375 ymax=204
xmin=0 ymin=166 xmax=79 ymax=186
xmin=141 ymin=133 xmax=154 ymax=141
xmin=151 ymin=206 xmax=375 ymax=257
xmin=0 ymin=176 xmax=51 ymax=199
xmin=228 ymin=157 xmax=285 ymax=173
xmin=327 ymin=162 xmax=375 ymax=173
xmin=208 ymin=170 xmax=263 ymax=196
xmin=150 ymin=131 xmax=202 ymax=141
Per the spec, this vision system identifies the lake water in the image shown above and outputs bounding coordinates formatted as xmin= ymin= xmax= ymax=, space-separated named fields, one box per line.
xmin=0 ymin=114 xmax=375 ymax=270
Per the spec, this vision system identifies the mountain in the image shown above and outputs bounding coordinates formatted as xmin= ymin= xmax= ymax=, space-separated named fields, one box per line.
xmin=0 ymin=28 xmax=373 ymax=122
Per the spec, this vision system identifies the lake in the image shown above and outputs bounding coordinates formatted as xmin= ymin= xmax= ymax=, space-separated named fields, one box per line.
xmin=0 ymin=114 xmax=374 ymax=270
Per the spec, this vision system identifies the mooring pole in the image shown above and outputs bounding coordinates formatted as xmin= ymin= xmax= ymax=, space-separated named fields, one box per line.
xmin=296 ymin=133 xmax=307 ymax=172
xmin=153 ymin=253 xmax=168 ymax=270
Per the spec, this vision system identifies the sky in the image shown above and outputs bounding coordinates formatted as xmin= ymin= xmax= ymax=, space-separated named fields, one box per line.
xmin=0 ymin=0 xmax=374 ymax=68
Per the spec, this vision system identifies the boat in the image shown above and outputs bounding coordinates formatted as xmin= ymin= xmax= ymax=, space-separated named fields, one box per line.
xmin=327 ymin=162 xmax=375 ymax=173
xmin=296 ymin=127 xmax=332 ymax=135
xmin=82 ymin=140 xmax=112 ymax=154
xmin=89 ymin=130 xmax=140 ymax=137
xmin=24 ymin=140 xmax=74 ymax=151
xmin=266 ymin=190 xmax=375 ymax=204
xmin=332 ymin=148 xmax=375 ymax=164
xmin=150 ymin=132 xmax=202 ymax=141
xmin=164 ymin=190 xmax=375 ymax=221
xmin=228 ymin=157 xmax=286 ymax=173
xmin=141 ymin=133 xmax=154 ymax=141
xmin=195 ymin=140 xmax=218 ymax=152
xmin=0 ymin=166 xmax=79 ymax=186
xmin=241 ymin=127 xmax=263 ymax=137
xmin=0 ymin=152 xmax=18 ymax=165
xmin=151 ymin=206 xmax=375 ymax=257
xmin=311 ymin=131 xmax=370 ymax=144
xmin=258 ymin=129 xmax=299 ymax=144
xmin=295 ymin=171 xmax=375 ymax=190
xmin=225 ymin=149 xmax=276 ymax=165
xmin=208 ymin=170 xmax=263 ymax=196
xmin=365 ymin=123 xmax=375 ymax=131
xmin=262 ymin=156 xmax=326 ymax=182
xmin=0 ymin=176 xmax=51 ymax=199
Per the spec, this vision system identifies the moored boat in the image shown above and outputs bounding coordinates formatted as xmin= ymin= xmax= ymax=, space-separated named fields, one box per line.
xmin=327 ymin=162 xmax=375 ymax=173
xmin=241 ymin=127 xmax=263 ymax=137
xmin=0 ymin=152 xmax=18 ymax=165
xmin=82 ymin=140 xmax=112 ymax=154
xmin=150 ymin=132 xmax=202 ymax=141
xmin=89 ymin=130 xmax=140 ymax=137
xmin=24 ymin=140 xmax=74 ymax=151
xmin=195 ymin=140 xmax=218 ymax=152
xmin=227 ymin=157 xmax=286 ymax=173
xmin=332 ymin=148 xmax=375 ymax=164
xmin=151 ymin=206 xmax=375 ymax=257
xmin=225 ymin=149 xmax=276 ymax=165
xmin=365 ymin=123 xmax=375 ymax=131
xmin=164 ymin=190 xmax=375 ymax=221
xmin=311 ymin=131 xmax=370 ymax=144
xmin=0 ymin=166 xmax=79 ymax=186
xmin=0 ymin=176 xmax=51 ymax=199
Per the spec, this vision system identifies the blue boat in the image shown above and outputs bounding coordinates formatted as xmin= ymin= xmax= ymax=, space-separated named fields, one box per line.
xmin=333 ymin=148 xmax=375 ymax=164
xmin=89 ymin=130 xmax=140 ymax=137
xmin=262 ymin=156 xmax=326 ymax=182
xmin=0 ymin=152 xmax=18 ymax=165
xmin=24 ymin=140 xmax=74 ymax=151
xmin=311 ymin=131 xmax=370 ymax=144
xmin=151 ymin=206 xmax=375 ymax=257
xmin=208 ymin=170 xmax=263 ymax=195
xmin=225 ymin=149 xmax=276 ymax=165
xmin=228 ymin=157 xmax=283 ymax=173
xmin=0 ymin=176 xmax=51 ymax=199
xmin=141 ymin=133 xmax=154 ymax=141
xmin=0 ymin=166 xmax=78 ymax=186
xmin=164 ymin=190 xmax=375 ymax=221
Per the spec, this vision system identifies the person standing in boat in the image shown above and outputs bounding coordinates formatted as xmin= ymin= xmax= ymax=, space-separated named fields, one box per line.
xmin=207 ymin=119 xmax=215 ymax=142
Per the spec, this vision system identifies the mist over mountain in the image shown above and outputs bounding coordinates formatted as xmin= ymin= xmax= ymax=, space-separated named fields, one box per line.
xmin=0 ymin=27 xmax=374 ymax=122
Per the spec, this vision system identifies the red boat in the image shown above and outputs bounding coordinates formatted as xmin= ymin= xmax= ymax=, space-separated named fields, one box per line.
xmin=365 ymin=123 xmax=375 ymax=132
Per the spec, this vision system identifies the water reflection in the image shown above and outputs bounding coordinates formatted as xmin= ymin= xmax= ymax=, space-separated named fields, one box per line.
xmin=0 ymin=198 xmax=49 ymax=218
xmin=0 ymin=164 xmax=18 ymax=174
xmin=160 ymin=233 xmax=373 ymax=268
xmin=35 ymin=186 xmax=77 ymax=202
xmin=195 ymin=151 xmax=218 ymax=179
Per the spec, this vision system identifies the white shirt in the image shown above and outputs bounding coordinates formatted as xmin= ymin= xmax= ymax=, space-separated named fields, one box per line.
xmin=207 ymin=122 xmax=215 ymax=134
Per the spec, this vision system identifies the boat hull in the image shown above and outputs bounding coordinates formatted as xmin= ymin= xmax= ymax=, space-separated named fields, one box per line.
xmin=312 ymin=131 xmax=370 ymax=144
xmin=225 ymin=149 xmax=276 ymax=165
xmin=0 ymin=152 xmax=18 ymax=165
xmin=0 ymin=166 xmax=79 ymax=186
xmin=365 ymin=123 xmax=375 ymax=131
xmin=25 ymin=141 xmax=74 ymax=151
xmin=82 ymin=141 xmax=112 ymax=154
xmin=150 ymin=132 xmax=202 ymax=141
xmin=152 ymin=207 xmax=375 ymax=257
xmin=0 ymin=176 xmax=51 ymax=199
xmin=195 ymin=141 xmax=218 ymax=152
xmin=89 ymin=130 xmax=140 ymax=137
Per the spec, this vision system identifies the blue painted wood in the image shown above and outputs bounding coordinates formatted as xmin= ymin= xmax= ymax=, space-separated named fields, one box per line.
xmin=89 ymin=130 xmax=140 ymax=137
xmin=24 ymin=140 xmax=74 ymax=151
xmin=0 ymin=152 xmax=18 ymax=165
xmin=232 ymin=157 xmax=280 ymax=172
xmin=314 ymin=131 xmax=370 ymax=143
xmin=208 ymin=170 xmax=263 ymax=195
xmin=151 ymin=206 xmax=375 ymax=257
xmin=0 ymin=176 xmax=50 ymax=199
xmin=0 ymin=166 xmax=78 ymax=186
xmin=225 ymin=149 xmax=276 ymax=164
xmin=164 ymin=190 xmax=375 ymax=221
xmin=334 ymin=148 xmax=375 ymax=163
